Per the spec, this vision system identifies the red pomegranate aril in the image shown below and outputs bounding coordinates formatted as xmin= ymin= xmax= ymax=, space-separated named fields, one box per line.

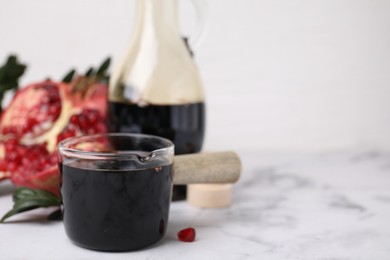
xmin=21 ymin=157 xmax=30 ymax=166
xmin=6 ymin=151 xmax=20 ymax=162
xmin=32 ymin=125 xmax=42 ymax=136
xmin=27 ymin=152 xmax=38 ymax=161
xmin=16 ymin=147 xmax=27 ymax=157
xmin=177 ymin=227 xmax=196 ymax=242
xmin=5 ymin=139 xmax=17 ymax=152
xmin=63 ymin=131 xmax=75 ymax=140
xmin=0 ymin=160 xmax=7 ymax=171
xmin=16 ymin=127 xmax=24 ymax=136
xmin=40 ymin=105 xmax=49 ymax=113
xmin=39 ymin=156 xmax=48 ymax=164
xmin=5 ymin=138 xmax=18 ymax=145
xmin=2 ymin=126 xmax=11 ymax=135
xmin=24 ymin=118 xmax=37 ymax=132
xmin=77 ymin=114 xmax=89 ymax=130
xmin=86 ymin=110 xmax=99 ymax=123
xmin=39 ymin=158 xmax=51 ymax=169
xmin=49 ymin=105 xmax=61 ymax=116
xmin=57 ymin=133 xmax=65 ymax=143
xmin=7 ymin=162 xmax=18 ymax=172
xmin=70 ymin=115 xmax=79 ymax=125
xmin=96 ymin=123 xmax=106 ymax=133
xmin=87 ymin=128 xmax=96 ymax=135
xmin=57 ymin=127 xmax=76 ymax=143
xmin=41 ymin=95 xmax=51 ymax=104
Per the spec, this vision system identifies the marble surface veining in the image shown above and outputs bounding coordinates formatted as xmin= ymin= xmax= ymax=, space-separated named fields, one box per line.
xmin=0 ymin=151 xmax=389 ymax=259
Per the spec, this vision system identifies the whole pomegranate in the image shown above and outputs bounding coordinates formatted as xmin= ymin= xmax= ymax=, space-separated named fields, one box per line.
xmin=0 ymin=77 xmax=108 ymax=196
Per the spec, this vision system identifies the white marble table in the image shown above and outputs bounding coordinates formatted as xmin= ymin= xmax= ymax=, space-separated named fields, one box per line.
xmin=0 ymin=151 xmax=389 ymax=259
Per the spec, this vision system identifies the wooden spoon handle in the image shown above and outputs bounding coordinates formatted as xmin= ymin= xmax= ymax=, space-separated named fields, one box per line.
xmin=173 ymin=151 xmax=241 ymax=184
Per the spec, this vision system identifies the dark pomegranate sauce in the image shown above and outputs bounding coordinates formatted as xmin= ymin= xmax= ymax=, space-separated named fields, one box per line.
xmin=107 ymin=101 xmax=204 ymax=201
xmin=59 ymin=161 xmax=172 ymax=251
xmin=107 ymin=102 xmax=205 ymax=155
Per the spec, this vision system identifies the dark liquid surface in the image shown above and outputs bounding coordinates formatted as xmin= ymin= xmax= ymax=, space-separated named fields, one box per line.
xmin=107 ymin=102 xmax=205 ymax=155
xmin=60 ymin=162 xmax=172 ymax=251
xmin=107 ymin=101 xmax=205 ymax=201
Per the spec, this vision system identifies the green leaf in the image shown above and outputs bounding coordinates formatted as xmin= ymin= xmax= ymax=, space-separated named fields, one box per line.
xmin=0 ymin=55 xmax=27 ymax=112
xmin=62 ymin=69 xmax=76 ymax=83
xmin=84 ymin=67 xmax=95 ymax=77
xmin=1 ymin=187 xmax=61 ymax=223
xmin=12 ymin=187 xmax=60 ymax=203
xmin=96 ymin=57 xmax=111 ymax=77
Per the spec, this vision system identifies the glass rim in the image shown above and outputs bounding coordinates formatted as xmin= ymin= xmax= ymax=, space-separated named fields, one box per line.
xmin=58 ymin=133 xmax=175 ymax=160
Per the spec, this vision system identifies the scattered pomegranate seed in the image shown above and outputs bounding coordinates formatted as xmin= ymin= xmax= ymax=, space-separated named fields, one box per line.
xmin=177 ymin=227 xmax=196 ymax=242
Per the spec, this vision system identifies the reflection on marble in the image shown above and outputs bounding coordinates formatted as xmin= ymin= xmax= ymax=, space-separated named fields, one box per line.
xmin=0 ymin=151 xmax=389 ymax=259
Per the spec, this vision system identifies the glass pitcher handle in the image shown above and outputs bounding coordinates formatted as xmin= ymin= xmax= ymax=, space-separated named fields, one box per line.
xmin=188 ymin=0 xmax=208 ymax=49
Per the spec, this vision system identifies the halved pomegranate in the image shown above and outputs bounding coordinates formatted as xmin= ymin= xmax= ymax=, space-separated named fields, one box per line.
xmin=0 ymin=78 xmax=108 ymax=196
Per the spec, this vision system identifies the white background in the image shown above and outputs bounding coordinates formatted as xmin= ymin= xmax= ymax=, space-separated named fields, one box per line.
xmin=0 ymin=0 xmax=389 ymax=152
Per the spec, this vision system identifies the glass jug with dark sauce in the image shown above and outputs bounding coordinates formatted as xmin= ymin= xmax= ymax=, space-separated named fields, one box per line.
xmin=108 ymin=0 xmax=206 ymax=200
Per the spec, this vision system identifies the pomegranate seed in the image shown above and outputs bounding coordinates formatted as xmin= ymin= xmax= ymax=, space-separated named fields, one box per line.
xmin=70 ymin=115 xmax=79 ymax=125
xmin=77 ymin=114 xmax=89 ymax=130
xmin=28 ymin=152 xmax=38 ymax=161
xmin=49 ymin=154 xmax=58 ymax=164
xmin=39 ymin=156 xmax=49 ymax=164
xmin=87 ymin=128 xmax=96 ymax=135
xmin=2 ymin=126 xmax=12 ymax=135
xmin=39 ymin=157 xmax=51 ymax=169
xmin=1 ymin=127 xmax=7 ymax=134
xmin=0 ymin=160 xmax=6 ymax=171
xmin=22 ymin=157 xmax=30 ymax=166
xmin=5 ymin=138 xmax=18 ymax=151
xmin=5 ymin=137 xmax=18 ymax=145
xmin=62 ymin=131 xmax=75 ymax=140
xmin=6 ymin=151 xmax=20 ymax=162
xmin=177 ymin=227 xmax=196 ymax=242
xmin=40 ymin=105 xmax=49 ymax=113
xmin=24 ymin=118 xmax=37 ymax=132
xmin=19 ymin=170 xmax=25 ymax=176
xmin=96 ymin=123 xmax=107 ymax=132
xmin=49 ymin=105 xmax=61 ymax=116
xmin=31 ymin=105 xmax=39 ymax=112
xmin=41 ymin=95 xmax=51 ymax=104
xmin=7 ymin=162 xmax=18 ymax=172
xmin=86 ymin=110 xmax=100 ymax=123
xmin=17 ymin=146 xmax=27 ymax=157
xmin=57 ymin=133 xmax=65 ymax=143
xmin=31 ymin=160 xmax=39 ymax=169
xmin=15 ymin=126 xmax=25 ymax=136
